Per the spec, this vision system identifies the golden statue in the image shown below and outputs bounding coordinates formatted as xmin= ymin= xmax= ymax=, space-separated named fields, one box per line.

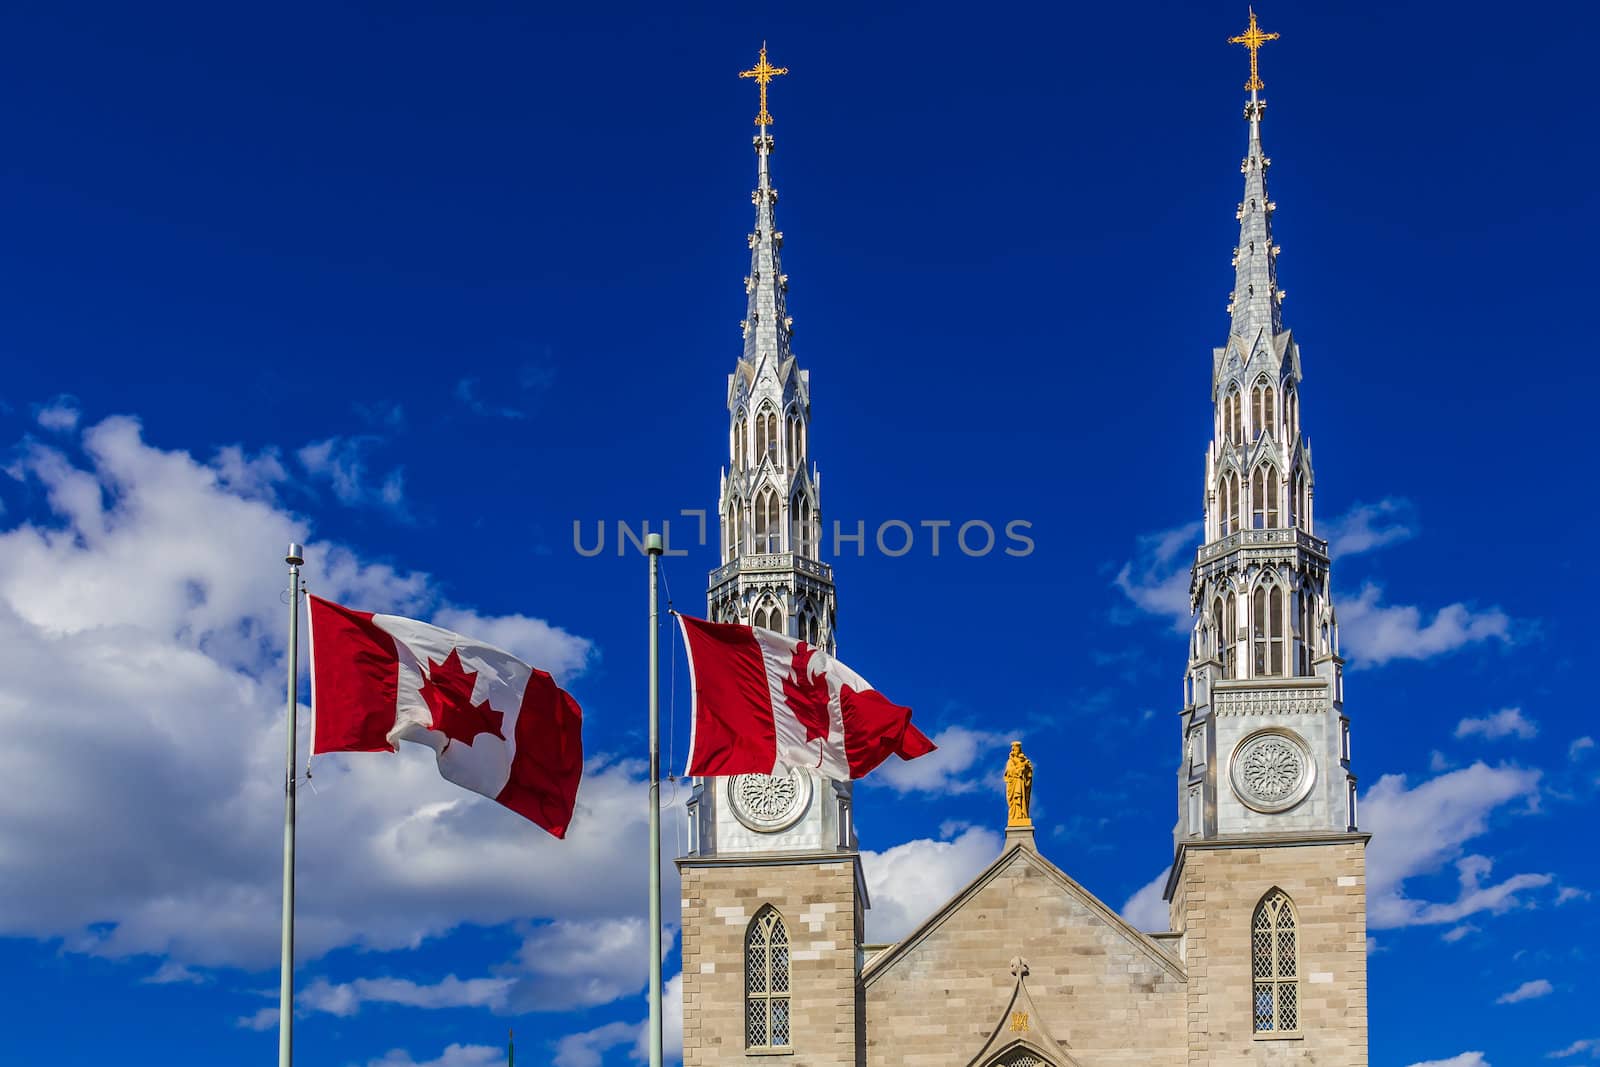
xmin=1004 ymin=741 xmax=1033 ymax=827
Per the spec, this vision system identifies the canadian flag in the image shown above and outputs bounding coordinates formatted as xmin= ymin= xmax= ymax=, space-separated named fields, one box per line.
xmin=677 ymin=614 xmax=935 ymax=779
xmin=308 ymin=595 xmax=584 ymax=838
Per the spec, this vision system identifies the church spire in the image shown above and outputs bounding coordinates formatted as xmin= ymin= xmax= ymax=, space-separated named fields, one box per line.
xmin=1172 ymin=14 xmax=1356 ymax=861
xmin=712 ymin=45 xmax=833 ymax=650
xmin=1226 ymin=9 xmax=1284 ymax=343
xmin=738 ymin=45 xmax=794 ymax=376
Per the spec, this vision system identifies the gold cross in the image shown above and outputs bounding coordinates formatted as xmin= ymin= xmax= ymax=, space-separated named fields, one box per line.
xmin=739 ymin=43 xmax=789 ymax=126
xmin=1228 ymin=8 xmax=1280 ymax=92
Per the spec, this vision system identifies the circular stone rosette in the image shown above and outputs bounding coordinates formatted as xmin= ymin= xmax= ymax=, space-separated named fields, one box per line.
xmin=1229 ymin=727 xmax=1316 ymax=814
xmin=727 ymin=768 xmax=813 ymax=833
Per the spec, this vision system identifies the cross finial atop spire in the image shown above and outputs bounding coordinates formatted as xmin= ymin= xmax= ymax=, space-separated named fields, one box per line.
xmin=739 ymin=43 xmax=789 ymax=127
xmin=1228 ymin=8 xmax=1280 ymax=92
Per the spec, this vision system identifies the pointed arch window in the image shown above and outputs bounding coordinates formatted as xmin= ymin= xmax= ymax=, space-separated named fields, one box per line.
xmin=732 ymin=412 xmax=749 ymax=471
xmin=1252 ymin=891 xmax=1299 ymax=1033
xmin=792 ymin=496 xmax=815 ymax=558
xmin=754 ymin=487 xmax=781 ymax=554
xmin=754 ymin=405 xmax=779 ymax=466
xmin=1253 ymin=579 xmax=1288 ymax=677
xmin=1221 ymin=592 xmax=1237 ymax=679
xmin=1252 ymin=380 xmax=1276 ymax=440
xmin=1284 ymin=384 xmax=1299 ymax=440
xmin=1220 ymin=470 xmax=1243 ymax=537
xmin=745 ymin=907 xmax=792 ymax=1050
xmin=1252 ymin=465 xmax=1280 ymax=529
xmin=752 ymin=598 xmax=784 ymax=634
xmin=724 ymin=502 xmax=742 ymax=561
xmin=785 ymin=410 xmax=804 ymax=471
xmin=1222 ymin=387 xmax=1243 ymax=446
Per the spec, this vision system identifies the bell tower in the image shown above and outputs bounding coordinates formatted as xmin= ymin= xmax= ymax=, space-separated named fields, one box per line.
xmin=678 ymin=48 xmax=863 ymax=1067
xmin=1166 ymin=15 xmax=1369 ymax=1062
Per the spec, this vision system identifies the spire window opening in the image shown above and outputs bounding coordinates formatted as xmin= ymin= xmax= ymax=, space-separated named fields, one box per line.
xmin=1251 ymin=466 xmax=1280 ymax=529
xmin=785 ymin=412 xmax=804 ymax=470
xmin=1220 ymin=470 xmax=1243 ymax=537
xmin=1252 ymin=581 xmax=1287 ymax=677
xmin=754 ymin=405 xmax=778 ymax=466
xmin=751 ymin=599 xmax=785 ymax=635
xmin=1285 ymin=386 xmax=1299 ymax=439
xmin=1252 ymin=381 xmax=1276 ymax=440
xmin=732 ymin=413 xmax=749 ymax=471
xmin=792 ymin=497 xmax=815 ymax=558
xmin=1222 ymin=593 xmax=1237 ymax=679
xmin=1222 ymin=388 xmax=1248 ymax=447
xmin=753 ymin=488 xmax=782 ymax=554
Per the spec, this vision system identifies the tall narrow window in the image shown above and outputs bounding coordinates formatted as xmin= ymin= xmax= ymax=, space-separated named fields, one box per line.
xmin=1211 ymin=597 xmax=1225 ymax=666
xmin=732 ymin=413 xmax=748 ymax=471
xmin=1269 ymin=586 xmax=1285 ymax=675
xmin=1227 ymin=388 xmax=1243 ymax=445
xmin=1221 ymin=470 xmax=1243 ymax=536
xmin=1223 ymin=592 xmax=1237 ymax=679
xmin=793 ymin=496 xmax=814 ymax=558
xmin=1252 ymin=891 xmax=1299 ymax=1033
xmin=1285 ymin=385 xmax=1299 ymax=438
xmin=725 ymin=504 xmax=740 ymax=561
xmin=754 ymin=404 xmax=778 ymax=466
xmin=1262 ymin=385 xmax=1276 ymax=437
xmin=786 ymin=411 xmax=804 ymax=470
xmin=754 ymin=488 xmax=780 ymax=553
xmin=1252 ymin=587 xmax=1268 ymax=676
xmin=745 ymin=908 xmax=792 ymax=1050
xmin=1266 ymin=468 xmax=1280 ymax=528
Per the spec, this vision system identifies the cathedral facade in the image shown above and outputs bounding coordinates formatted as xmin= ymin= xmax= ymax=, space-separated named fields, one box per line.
xmin=679 ymin=27 xmax=1369 ymax=1065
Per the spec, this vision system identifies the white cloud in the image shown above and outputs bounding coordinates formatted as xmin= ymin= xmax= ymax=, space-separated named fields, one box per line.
xmin=143 ymin=960 xmax=208 ymax=985
xmin=868 ymin=725 xmax=1009 ymax=795
xmin=1405 ymin=1055 xmax=1489 ymax=1067
xmin=1440 ymin=923 xmax=1479 ymax=943
xmin=365 ymin=1043 xmax=506 ymax=1067
xmin=1548 ymin=1038 xmax=1600 ymax=1059
xmin=1571 ymin=737 xmax=1595 ymax=761
xmin=0 ymin=415 xmax=675 ymax=989
xmin=1322 ymin=498 xmax=1417 ymax=557
xmin=555 ymin=1022 xmax=637 ymax=1067
xmin=1456 ymin=707 xmax=1538 ymax=742
xmin=859 ymin=826 xmax=1001 ymax=942
xmin=554 ymin=972 xmax=684 ymax=1067
xmin=1363 ymin=763 xmax=1550 ymax=929
xmin=1119 ymin=867 xmax=1171 ymax=933
xmin=1556 ymin=886 xmax=1590 ymax=905
xmin=1113 ymin=520 xmax=1201 ymax=629
xmin=297 ymin=435 xmax=406 ymax=511
xmin=1338 ymin=583 xmax=1512 ymax=667
xmin=432 ymin=607 xmax=592 ymax=684
xmin=236 ymin=1007 xmax=278 ymax=1031
xmin=1497 ymin=978 xmax=1554 ymax=1004
xmin=300 ymin=974 xmax=513 ymax=1017
xmin=35 ymin=395 xmax=82 ymax=431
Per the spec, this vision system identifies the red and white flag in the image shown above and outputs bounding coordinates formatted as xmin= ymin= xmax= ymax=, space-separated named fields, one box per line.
xmin=677 ymin=614 xmax=935 ymax=779
xmin=308 ymin=595 xmax=584 ymax=838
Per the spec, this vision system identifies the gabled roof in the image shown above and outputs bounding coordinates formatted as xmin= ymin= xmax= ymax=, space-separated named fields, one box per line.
xmin=861 ymin=842 xmax=1185 ymax=986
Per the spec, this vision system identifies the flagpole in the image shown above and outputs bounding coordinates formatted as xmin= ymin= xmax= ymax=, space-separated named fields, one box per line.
xmin=645 ymin=532 xmax=664 ymax=1067
xmin=279 ymin=542 xmax=304 ymax=1067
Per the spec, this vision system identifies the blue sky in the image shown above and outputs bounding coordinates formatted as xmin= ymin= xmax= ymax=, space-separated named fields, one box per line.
xmin=1 ymin=3 xmax=1596 ymax=1065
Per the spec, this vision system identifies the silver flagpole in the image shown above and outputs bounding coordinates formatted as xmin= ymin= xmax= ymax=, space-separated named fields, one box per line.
xmin=279 ymin=543 xmax=304 ymax=1067
xmin=645 ymin=532 xmax=664 ymax=1067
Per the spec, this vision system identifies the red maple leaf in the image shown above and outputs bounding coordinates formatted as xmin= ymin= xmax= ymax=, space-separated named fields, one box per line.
xmin=419 ymin=648 xmax=506 ymax=749
xmin=781 ymin=642 xmax=832 ymax=746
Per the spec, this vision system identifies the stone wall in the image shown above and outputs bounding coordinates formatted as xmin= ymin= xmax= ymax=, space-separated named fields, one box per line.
xmin=679 ymin=856 xmax=862 ymax=1067
xmin=863 ymin=847 xmax=1187 ymax=1067
xmin=1172 ymin=837 xmax=1368 ymax=1065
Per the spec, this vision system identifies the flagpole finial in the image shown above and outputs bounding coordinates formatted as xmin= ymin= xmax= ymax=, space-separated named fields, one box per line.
xmin=286 ymin=543 xmax=304 ymax=566
xmin=646 ymin=532 xmax=664 ymax=556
